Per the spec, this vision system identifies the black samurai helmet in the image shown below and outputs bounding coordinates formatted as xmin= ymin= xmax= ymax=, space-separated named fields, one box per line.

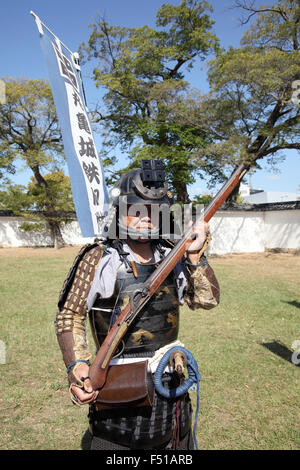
xmin=104 ymin=160 xmax=175 ymax=240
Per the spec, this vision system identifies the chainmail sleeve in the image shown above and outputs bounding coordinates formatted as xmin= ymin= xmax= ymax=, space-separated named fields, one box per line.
xmin=54 ymin=244 xmax=104 ymax=368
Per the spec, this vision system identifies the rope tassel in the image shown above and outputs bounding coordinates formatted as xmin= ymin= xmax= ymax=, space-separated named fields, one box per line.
xmin=153 ymin=346 xmax=202 ymax=450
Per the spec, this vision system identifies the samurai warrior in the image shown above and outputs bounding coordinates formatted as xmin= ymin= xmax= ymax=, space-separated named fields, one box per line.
xmin=55 ymin=160 xmax=220 ymax=450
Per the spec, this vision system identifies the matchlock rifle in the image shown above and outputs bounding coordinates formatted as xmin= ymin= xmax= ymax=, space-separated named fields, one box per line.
xmin=89 ymin=163 xmax=250 ymax=390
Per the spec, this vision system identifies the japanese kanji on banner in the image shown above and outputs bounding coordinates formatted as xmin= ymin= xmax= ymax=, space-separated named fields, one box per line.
xmin=32 ymin=13 xmax=109 ymax=237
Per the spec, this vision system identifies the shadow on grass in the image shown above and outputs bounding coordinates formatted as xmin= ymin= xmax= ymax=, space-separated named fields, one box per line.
xmin=281 ymin=300 xmax=300 ymax=309
xmin=260 ymin=340 xmax=300 ymax=367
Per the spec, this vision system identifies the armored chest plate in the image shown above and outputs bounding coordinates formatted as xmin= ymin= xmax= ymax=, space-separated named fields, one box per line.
xmin=89 ymin=261 xmax=180 ymax=355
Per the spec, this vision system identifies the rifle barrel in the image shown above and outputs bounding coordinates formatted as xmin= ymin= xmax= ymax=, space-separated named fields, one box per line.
xmin=147 ymin=163 xmax=249 ymax=291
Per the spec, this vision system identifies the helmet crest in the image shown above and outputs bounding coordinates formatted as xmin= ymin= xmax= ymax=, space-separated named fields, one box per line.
xmin=111 ymin=160 xmax=172 ymax=207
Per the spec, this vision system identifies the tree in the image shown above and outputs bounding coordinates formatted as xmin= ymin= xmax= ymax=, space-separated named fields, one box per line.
xmin=0 ymin=77 xmax=70 ymax=247
xmin=173 ymin=0 xmax=300 ymax=198
xmin=0 ymin=171 xmax=75 ymax=248
xmin=0 ymin=156 xmax=15 ymax=183
xmin=80 ymin=0 xmax=220 ymax=202
xmin=192 ymin=193 xmax=213 ymax=205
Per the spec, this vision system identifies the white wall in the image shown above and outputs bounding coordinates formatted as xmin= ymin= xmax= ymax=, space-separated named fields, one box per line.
xmin=60 ymin=221 xmax=94 ymax=245
xmin=0 ymin=217 xmax=53 ymax=247
xmin=264 ymin=210 xmax=300 ymax=250
xmin=1 ymin=210 xmax=300 ymax=253
xmin=0 ymin=217 xmax=93 ymax=248
xmin=209 ymin=212 xmax=265 ymax=254
xmin=208 ymin=209 xmax=300 ymax=254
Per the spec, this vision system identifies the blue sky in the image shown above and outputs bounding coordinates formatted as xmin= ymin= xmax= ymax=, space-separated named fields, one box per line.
xmin=1 ymin=0 xmax=299 ymax=196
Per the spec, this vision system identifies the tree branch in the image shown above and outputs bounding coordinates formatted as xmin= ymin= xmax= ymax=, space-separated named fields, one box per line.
xmin=260 ymin=142 xmax=300 ymax=157
xmin=99 ymin=19 xmax=117 ymax=69
xmin=233 ymin=0 xmax=290 ymax=25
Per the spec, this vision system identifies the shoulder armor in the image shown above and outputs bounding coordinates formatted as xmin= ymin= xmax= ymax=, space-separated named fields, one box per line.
xmin=57 ymin=242 xmax=105 ymax=310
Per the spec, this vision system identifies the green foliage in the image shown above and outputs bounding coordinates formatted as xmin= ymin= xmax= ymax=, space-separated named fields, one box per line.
xmin=192 ymin=193 xmax=213 ymax=205
xmin=235 ymin=192 xmax=245 ymax=204
xmin=0 ymin=78 xmax=63 ymax=173
xmin=186 ymin=0 xmax=300 ymax=175
xmin=0 ymin=78 xmax=70 ymax=247
xmin=0 ymin=171 xmax=75 ymax=231
xmin=0 ymin=183 xmax=32 ymax=212
xmin=0 ymin=155 xmax=15 ymax=182
xmin=151 ymin=0 xmax=300 ymax=201
xmin=80 ymin=0 xmax=220 ymax=202
xmin=81 ymin=0 xmax=299 ymax=200
xmin=19 ymin=221 xmax=47 ymax=232
xmin=27 ymin=171 xmax=75 ymax=223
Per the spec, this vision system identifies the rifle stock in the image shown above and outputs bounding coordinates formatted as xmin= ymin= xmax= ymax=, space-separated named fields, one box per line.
xmin=89 ymin=163 xmax=249 ymax=390
xmin=89 ymin=304 xmax=131 ymax=389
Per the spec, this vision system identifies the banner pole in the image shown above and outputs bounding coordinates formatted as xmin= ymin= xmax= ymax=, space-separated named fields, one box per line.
xmin=30 ymin=11 xmax=73 ymax=56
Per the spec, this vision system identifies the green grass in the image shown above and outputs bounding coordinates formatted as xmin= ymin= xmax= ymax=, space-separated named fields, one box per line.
xmin=0 ymin=248 xmax=299 ymax=450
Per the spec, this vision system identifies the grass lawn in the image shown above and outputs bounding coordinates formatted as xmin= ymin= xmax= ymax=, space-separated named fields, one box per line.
xmin=0 ymin=246 xmax=299 ymax=450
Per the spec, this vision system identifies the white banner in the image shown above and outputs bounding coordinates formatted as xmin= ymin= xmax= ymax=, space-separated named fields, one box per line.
xmin=32 ymin=13 xmax=109 ymax=237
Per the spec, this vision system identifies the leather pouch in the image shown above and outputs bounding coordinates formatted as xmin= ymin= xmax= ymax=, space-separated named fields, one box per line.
xmin=95 ymin=360 xmax=154 ymax=411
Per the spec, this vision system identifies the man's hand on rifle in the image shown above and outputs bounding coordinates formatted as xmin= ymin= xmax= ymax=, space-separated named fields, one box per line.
xmin=186 ymin=221 xmax=210 ymax=266
xmin=68 ymin=362 xmax=99 ymax=405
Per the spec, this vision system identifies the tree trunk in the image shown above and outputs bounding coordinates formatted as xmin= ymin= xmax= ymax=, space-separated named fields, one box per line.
xmin=173 ymin=180 xmax=191 ymax=204
xmin=226 ymin=181 xmax=241 ymax=203
xmin=48 ymin=220 xmax=66 ymax=249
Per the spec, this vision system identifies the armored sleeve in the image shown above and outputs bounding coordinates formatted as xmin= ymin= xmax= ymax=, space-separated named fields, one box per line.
xmin=54 ymin=243 xmax=104 ymax=368
xmin=184 ymin=260 xmax=220 ymax=310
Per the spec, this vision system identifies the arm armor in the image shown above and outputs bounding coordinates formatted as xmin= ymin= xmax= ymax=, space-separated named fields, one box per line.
xmin=162 ymin=237 xmax=220 ymax=310
xmin=55 ymin=243 xmax=105 ymax=368
xmin=184 ymin=260 xmax=220 ymax=310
